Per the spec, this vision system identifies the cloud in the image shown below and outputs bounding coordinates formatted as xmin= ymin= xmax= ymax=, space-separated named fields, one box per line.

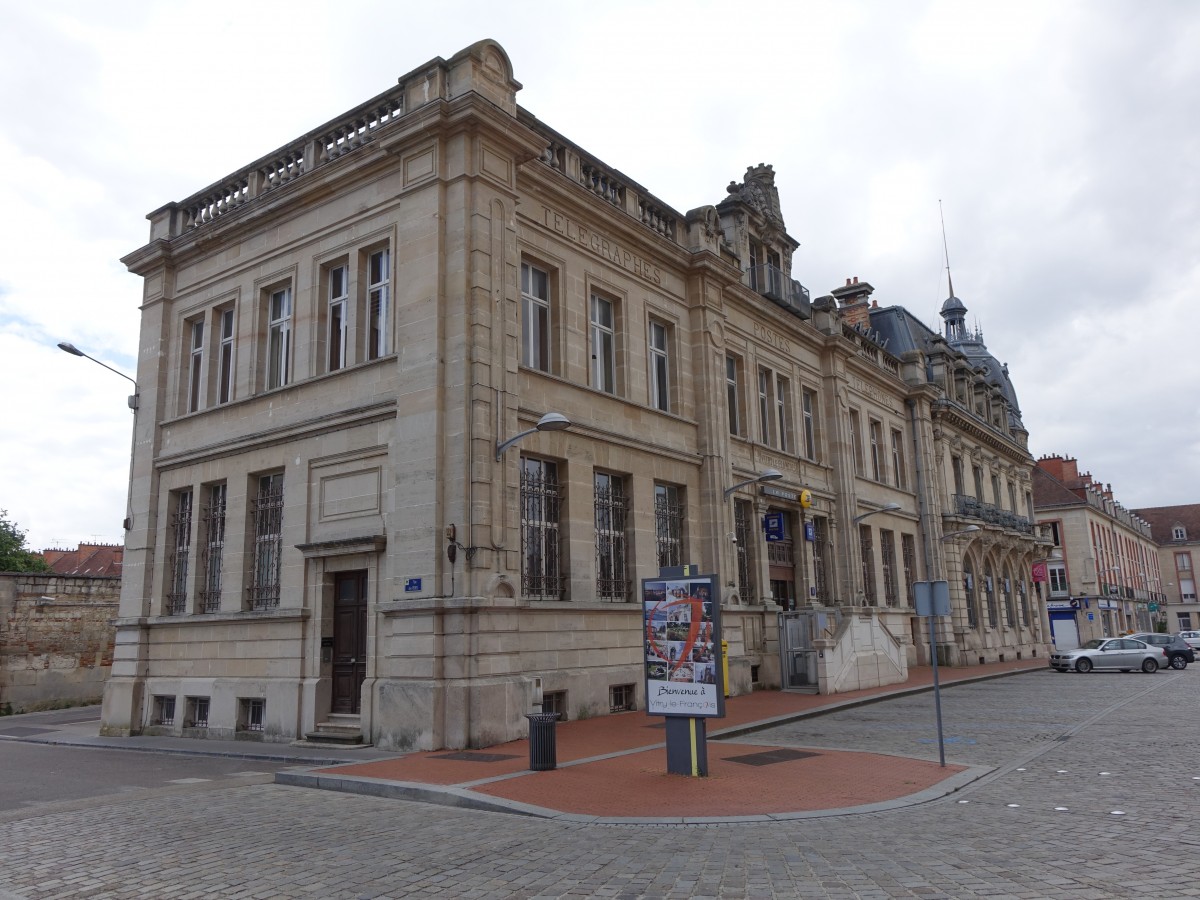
xmin=2 ymin=0 xmax=1198 ymax=548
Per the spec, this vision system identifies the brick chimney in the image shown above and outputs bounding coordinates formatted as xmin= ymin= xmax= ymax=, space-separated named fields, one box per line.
xmin=830 ymin=277 xmax=874 ymax=329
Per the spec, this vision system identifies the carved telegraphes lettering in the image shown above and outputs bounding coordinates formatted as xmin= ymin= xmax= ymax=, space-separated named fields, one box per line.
xmin=852 ymin=376 xmax=901 ymax=412
xmin=541 ymin=206 xmax=663 ymax=285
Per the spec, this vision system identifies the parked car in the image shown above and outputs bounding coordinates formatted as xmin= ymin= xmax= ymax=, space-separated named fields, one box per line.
xmin=1049 ymin=637 xmax=1166 ymax=674
xmin=1178 ymin=630 xmax=1200 ymax=651
xmin=1129 ymin=633 xmax=1194 ymax=670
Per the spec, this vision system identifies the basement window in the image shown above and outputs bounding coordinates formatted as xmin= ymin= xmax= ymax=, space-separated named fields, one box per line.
xmin=238 ymin=698 xmax=265 ymax=733
xmin=542 ymin=690 xmax=567 ymax=722
xmin=185 ymin=696 xmax=210 ymax=729
xmin=153 ymin=695 xmax=176 ymax=726
xmin=609 ymin=683 xmax=635 ymax=713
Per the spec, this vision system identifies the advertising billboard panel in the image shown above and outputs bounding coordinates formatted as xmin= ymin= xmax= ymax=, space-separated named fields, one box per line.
xmin=642 ymin=574 xmax=723 ymax=717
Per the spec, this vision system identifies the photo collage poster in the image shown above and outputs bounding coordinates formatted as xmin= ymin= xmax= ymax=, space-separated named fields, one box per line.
xmin=642 ymin=575 xmax=722 ymax=717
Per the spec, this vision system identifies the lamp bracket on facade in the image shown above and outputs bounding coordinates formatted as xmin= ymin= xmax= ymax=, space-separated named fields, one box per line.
xmin=940 ymin=525 xmax=981 ymax=542
xmin=724 ymin=468 xmax=783 ymax=500
xmin=852 ymin=501 xmax=902 ymax=524
xmin=495 ymin=412 xmax=571 ymax=461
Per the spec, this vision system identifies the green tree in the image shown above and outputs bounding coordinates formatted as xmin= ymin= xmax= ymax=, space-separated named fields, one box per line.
xmin=0 ymin=510 xmax=49 ymax=573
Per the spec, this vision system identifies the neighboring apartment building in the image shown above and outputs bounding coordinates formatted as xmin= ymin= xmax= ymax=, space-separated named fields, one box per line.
xmin=102 ymin=39 xmax=1048 ymax=751
xmin=1033 ymin=456 xmax=1164 ymax=647
xmin=1131 ymin=504 xmax=1200 ymax=632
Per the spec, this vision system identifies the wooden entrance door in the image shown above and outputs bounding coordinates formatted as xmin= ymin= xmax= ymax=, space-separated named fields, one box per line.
xmin=332 ymin=571 xmax=367 ymax=714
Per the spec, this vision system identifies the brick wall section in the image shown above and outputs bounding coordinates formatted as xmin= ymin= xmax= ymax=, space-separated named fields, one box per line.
xmin=0 ymin=573 xmax=119 ymax=712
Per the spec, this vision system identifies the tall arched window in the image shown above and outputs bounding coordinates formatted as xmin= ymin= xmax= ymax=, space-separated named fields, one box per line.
xmin=984 ymin=564 xmax=998 ymax=627
xmin=1003 ymin=566 xmax=1016 ymax=626
xmin=964 ymin=559 xmax=978 ymax=629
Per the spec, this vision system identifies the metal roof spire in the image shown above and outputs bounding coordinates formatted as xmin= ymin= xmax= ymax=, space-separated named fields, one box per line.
xmin=940 ymin=199 xmax=955 ymax=299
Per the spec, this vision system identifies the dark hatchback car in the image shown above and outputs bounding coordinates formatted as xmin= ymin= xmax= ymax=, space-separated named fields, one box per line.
xmin=1130 ymin=632 xmax=1194 ymax=669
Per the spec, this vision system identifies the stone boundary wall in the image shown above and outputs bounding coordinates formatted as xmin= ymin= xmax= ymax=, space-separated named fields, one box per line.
xmin=0 ymin=573 xmax=118 ymax=712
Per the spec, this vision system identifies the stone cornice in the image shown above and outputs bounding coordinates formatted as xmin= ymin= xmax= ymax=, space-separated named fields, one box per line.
xmin=155 ymin=398 xmax=396 ymax=470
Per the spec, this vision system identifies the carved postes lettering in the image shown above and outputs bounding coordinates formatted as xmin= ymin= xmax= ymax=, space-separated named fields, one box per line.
xmin=542 ymin=207 xmax=663 ymax=285
xmin=752 ymin=322 xmax=791 ymax=355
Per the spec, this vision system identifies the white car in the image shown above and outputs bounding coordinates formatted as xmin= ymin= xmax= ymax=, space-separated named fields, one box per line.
xmin=1049 ymin=637 xmax=1166 ymax=674
xmin=1179 ymin=631 xmax=1200 ymax=651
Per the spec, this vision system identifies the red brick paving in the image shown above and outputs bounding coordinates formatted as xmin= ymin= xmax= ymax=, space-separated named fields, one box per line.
xmin=314 ymin=659 xmax=1041 ymax=817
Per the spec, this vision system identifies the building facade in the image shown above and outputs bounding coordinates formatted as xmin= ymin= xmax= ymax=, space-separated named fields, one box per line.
xmin=1131 ymin=504 xmax=1200 ymax=632
xmin=102 ymin=40 xmax=1048 ymax=751
xmin=1033 ymin=456 xmax=1164 ymax=646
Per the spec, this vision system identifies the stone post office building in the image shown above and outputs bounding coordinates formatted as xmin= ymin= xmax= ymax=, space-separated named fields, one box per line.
xmin=102 ymin=40 xmax=1049 ymax=750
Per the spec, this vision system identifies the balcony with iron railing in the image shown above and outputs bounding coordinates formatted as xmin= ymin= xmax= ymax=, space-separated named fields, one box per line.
xmin=951 ymin=494 xmax=1035 ymax=533
xmin=744 ymin=264 xmax=811 ymax=320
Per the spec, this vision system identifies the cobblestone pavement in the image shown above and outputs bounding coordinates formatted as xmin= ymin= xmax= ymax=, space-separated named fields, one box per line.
xmin=2 ymin=668 xmax=1199 ymax=899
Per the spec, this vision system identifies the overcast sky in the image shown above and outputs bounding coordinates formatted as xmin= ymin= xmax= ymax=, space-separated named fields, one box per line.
xmin=2 ymin=0 xmax=1197 ymax=551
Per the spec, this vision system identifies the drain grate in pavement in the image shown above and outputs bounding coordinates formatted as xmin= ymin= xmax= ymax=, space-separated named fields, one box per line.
xmin=0 ymin=727 xmax=57 ymax=737
xmin=725 ymin=748 xmax=819 ymax=767
xmin=431 ymin=752 xmax=521 ymax=763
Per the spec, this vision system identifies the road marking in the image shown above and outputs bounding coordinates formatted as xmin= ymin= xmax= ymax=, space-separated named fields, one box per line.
xmin=167 ymin=778 xmax=212 ymax=784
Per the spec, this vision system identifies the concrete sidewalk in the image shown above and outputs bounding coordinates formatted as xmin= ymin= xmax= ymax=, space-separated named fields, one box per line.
xmin=278 ymin=658 xmax=1043 ymax=823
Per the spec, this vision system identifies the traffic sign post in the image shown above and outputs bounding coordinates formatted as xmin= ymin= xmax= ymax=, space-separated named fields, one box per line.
xmin=912 ymin=580 xmax=949 ymax=767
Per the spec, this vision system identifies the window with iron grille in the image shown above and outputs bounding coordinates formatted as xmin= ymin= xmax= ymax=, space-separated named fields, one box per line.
xmin=735 ymin=499 xmax=753 ymax=601
xmin=198 ymin=483 xmax=226 ymax=614
xmin=521 ymin=458 xmax=562 ymax=599
xmin=984 ymin=568 xmax=998 ymax=627
xmin=185 ymin=696 xmax=209 ymax=728
xmin=594 ymin=472 xmax=629 ymax=601
xmin=880 ymin=529 xmax=898 ymax=607
xmin=812 ymin=516 xmax=830 ymax=603
xmin=1003 ymin=571 xmax=1016 ymax=626
xmin=859 ymin=525 xmax=876 ymax=605
xmin=166 ymin=489 xmax=193 ymax=615
xmin=248 ymin=473 xmax=284 ymax=610
xmin=1018 ymin=579 xmax=1030 ymax=626
xmin=964 ymin=561 xmax=978 ymax=628
xmin=153 ymin=695 xmax=176 ymax=726
xmin=654 ymin=483 xmax=684 ymax=569
xmin=238 ymin=698 xmax=264 ymax=732
xmin=901 ymin=533 xmax=916 ymax=606
xmin=609 ymin=683 xmax=635 ymax=713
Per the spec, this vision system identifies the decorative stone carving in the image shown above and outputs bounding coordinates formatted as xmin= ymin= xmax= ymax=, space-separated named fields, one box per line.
xmin=725 ymin=163 xmax=784 ymax=227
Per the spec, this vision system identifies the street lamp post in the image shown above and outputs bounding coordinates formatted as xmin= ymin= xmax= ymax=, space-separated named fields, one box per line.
xmin=57 ymin=341 xmax=139 ymax=531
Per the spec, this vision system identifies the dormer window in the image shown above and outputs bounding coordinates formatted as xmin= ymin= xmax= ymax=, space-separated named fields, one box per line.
xmin=1174 ymin=525 xmax=1188 ymax=541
